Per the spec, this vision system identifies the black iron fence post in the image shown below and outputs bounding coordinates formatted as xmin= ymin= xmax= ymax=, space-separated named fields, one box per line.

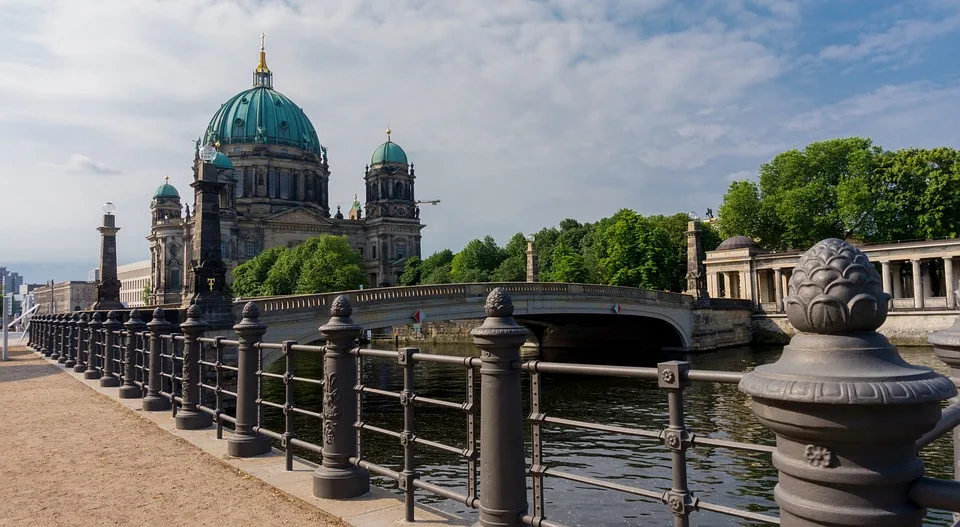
xmin=73 ymin=313 xmax=89 ymax=373
xmin=177 ymin=305 xmax=211 ymax=430
xmin=927 ymin=311 xmax=960 ymax=524
xmin=227 ymin=302 xmax=271 ymax=457
xmin=313 ymin=295 xmax=369 ymax=499
xmin=143 ymin=308 xmax=171 ymax=411
xmin=470 ymin=288 xmax=529 ymax=527
xmin=38 ymin=316 xmax=47 ymax=356
xmin=84 ymin=313 xmax=102 ymax=380
xmin=399 ymin=346 xmax=419 ymax=521
xmin=658 ymin=361 xmax=695 ymax=527
xmin=740 ymin=239 xmax=957 ymax=526
xmin=64 ymin=313 xmax=78 ymax=369
xmin=101 ymin=311 xmax=121 ymax=387
xmin=119 ymin=310 xmax=145 ymax=399
xmin=53 ymin=314 xmax=64 ymax=362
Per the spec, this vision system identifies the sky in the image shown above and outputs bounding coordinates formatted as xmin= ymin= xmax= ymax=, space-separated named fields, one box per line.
xmin=3 ymin=0 xmax=960 ymax=283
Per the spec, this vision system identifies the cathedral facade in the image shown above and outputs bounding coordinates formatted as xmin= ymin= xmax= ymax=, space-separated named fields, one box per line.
xmin=147 ymin=40 xmax=424 ymax=304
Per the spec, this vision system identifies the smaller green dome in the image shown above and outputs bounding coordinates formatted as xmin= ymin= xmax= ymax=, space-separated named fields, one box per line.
xmin=213 ymin=152 xmax=234 ymax=170
xmin=371 ymin=140 xmax=408 ymax=165
xmin=153 ymin=181 xmax=180 ymax=200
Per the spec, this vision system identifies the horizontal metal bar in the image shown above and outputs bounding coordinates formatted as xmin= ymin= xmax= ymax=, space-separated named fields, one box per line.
xmin=256 ymin=342 xmax=283 ymax=350
xmin=693 ymin=436 xmax=776 ymax=453
xmin=288 ymin=437 xmax=324 ymax=456
xmin=412 ymin=395 xmax=466 ymax=411
xmin=254 ymin=426 xmax=282 ymax=441
xmin=696 ymin=500 xmax=780 ymax=524
xmin=288 ymin=344 xmax=324 ymax=353
xmin=359 ymin=386 xmax=400 ymax=399
xmin=541 ymin=467 xmax=663 ymax=501
xmin=413 ymin=354 xmax=481 ymax=368
xmin=520 ymin=361 xmax=659 ymax=379
xmin=686 ymin=370 xmax=744 ymax=383
xmin=537 ymin=415 xmax=661 ymax=440
xmin=354 ymin=459 xmax=401 ymax=481
xmin=260 ymin=400 xmax=284 ymax=410
xmin=359 ymin=423 xmax=402 ymax=439
xmin=413 ymin=436 xmax=464 ymax=456
xmin=917 ymin=402 xmax=960 ymax=450
xmin=356 ymin=348 xmax=397 ymax=359
xmin=291 ymin=376 xmax=323 ymax=386
xmin=259 ymin=371 xmax=284 ymax=380
xmin=290 ymin=407 xmax=323 ymax=419
xmin=521 ymin=515 xmax=570 ymax=527
xmin=412 ymin=479 xmax=479 ymax=508
xmin=909 ymin=477 xmax=960 ymax=513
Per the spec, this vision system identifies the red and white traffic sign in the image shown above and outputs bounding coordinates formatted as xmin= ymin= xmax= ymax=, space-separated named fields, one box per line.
xmin=613 ymin=303 xmax=622 ymax=314
xmin=413 ymin=309 xmax=426 ymax=323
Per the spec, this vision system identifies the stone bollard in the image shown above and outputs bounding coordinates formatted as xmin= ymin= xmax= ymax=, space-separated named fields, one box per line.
xmin=53 ymin=314 xmax=65 ymax=362
xmin=143 ymin=308 xmax=171 ymax=411
xmin=64 ymin=313 xmax=79 ymax=369
xmin=73 ymin=313 xmax=89 ymax=373
xmin=739 ymin=239 xmax=957 ymax=526
xmin=119 ymin=310 xmax=146 ymax=399
xmin=84 ymin=313 xmax=103 ymax=380
xmin=100 ymin=311 xmax=121 ymax=387
xmin=176 ymin=305 xmax=212 ymax=430
xmin=227 ymin=302 xmax=271 ymax=457
xmin=471 ymin=288 xmax=530 ymax=527
xmin=313 ymin=295 xmax=369 ymax=498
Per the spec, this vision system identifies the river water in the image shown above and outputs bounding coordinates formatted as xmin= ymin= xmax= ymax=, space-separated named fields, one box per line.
xmin=262 ymin=343 xmax=957 ymax=526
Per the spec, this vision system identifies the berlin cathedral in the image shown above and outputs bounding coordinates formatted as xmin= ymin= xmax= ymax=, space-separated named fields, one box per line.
xmin=147 ymin=38 xmax=424 ymax=304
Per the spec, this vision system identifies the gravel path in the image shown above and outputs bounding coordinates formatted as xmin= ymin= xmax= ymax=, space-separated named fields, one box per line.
xmin=0 ymin=349 xmax=339 ymax=527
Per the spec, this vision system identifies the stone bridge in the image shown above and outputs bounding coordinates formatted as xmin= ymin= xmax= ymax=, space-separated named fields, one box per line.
xmin=237 ymin=282 xmax=728 ymax=354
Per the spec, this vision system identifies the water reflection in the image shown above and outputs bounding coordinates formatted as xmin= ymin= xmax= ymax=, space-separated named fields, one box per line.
xmin=262 ymin=343 xmax=956 ymax=527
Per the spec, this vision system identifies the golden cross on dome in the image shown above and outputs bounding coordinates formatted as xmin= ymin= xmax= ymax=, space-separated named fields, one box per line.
xmin=386 ymin=126 xmax=392 ymax=142
xmin=164 ymin=175 xmax=169 ymax=184
xmin=260 ymin=32 xmax=265 ymax=51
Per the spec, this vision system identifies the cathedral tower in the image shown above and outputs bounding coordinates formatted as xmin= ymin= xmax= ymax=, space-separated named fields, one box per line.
xmin=147 ymin=177 xmax=185 ymax=304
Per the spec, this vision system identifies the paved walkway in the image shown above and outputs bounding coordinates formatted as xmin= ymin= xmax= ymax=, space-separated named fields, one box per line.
xmin=0 ymin=348 xmax=338 ymax=527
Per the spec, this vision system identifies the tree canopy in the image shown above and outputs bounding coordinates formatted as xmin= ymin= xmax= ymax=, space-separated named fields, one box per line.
xmin=231 ymin=235 xmax=365 ymax=298
xmin=718 ymin=137 xmax=960 ymax=250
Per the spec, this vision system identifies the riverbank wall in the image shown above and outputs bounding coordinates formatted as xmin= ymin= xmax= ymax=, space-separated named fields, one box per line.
xmin=753 ymin=311 xmax=958 ymax=346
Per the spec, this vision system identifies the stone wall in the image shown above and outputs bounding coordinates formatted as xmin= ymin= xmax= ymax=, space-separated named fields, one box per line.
xmin=392 ymin=319 xmax=481 ymax=343
xmin=689 ymin=305 xmax=754 ymax=351
xmin=753 ymin=311 xmax=960 ymax=346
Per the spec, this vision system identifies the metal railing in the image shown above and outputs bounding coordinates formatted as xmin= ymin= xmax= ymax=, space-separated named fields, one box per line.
xmin=25 ymin=285 xmax=960 ymax=527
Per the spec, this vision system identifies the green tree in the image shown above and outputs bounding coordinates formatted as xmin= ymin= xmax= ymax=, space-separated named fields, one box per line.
xmin=398 ymin=256 xmax=422 ymax=286
xmin=491 ymin=233 xmax=527 ymax=281
xmin=232 ymin=246 xmax=286 ymax=297
xmin=295 ymin=236 xmax=366 ymax=293
xmin=450 ymin=236 xmax=505 ymax=282
xmin=419 ymin=250 xmax=455 ymax=284
xmin=550 ymin=241 xmax=588 ymax=283
xmin=593 ymin=209 xmax=676 ymax=290
xmin=141 ymin=282 xmax=151 ymax=305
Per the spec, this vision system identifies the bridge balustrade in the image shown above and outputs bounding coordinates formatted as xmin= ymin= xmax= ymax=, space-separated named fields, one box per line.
xmin=27 ymin=239 xmax=960 ymax=527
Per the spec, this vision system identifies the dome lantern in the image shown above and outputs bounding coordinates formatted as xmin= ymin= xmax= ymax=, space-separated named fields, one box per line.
xmin=253 ymin=32 xmax=273 ymax=88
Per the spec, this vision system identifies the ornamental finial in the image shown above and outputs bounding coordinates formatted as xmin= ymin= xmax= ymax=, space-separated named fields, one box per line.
xmin=386 ymin=126 xmax=391 ymax=142
xmin=785 ymin=238 xmax=889 ymax=334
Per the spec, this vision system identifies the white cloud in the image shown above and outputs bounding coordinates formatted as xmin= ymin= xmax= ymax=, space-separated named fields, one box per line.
xmin=1 ymin=0 xmax=959 ymax=283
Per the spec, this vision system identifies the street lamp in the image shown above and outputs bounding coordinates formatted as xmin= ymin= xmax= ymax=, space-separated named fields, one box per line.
xmin=102 ymin=202 xmax=116 ymax=215
xmin=198 ymin=142 xmax=217 ymax=162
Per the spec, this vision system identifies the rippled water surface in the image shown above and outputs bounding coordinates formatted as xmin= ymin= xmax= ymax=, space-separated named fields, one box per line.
xmin=262 ymin=343 xmax=956 ymax=526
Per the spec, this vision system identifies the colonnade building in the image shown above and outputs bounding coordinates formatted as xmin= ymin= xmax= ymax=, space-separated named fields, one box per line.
xmin=704 ymin=236 xmax=960 ymax=312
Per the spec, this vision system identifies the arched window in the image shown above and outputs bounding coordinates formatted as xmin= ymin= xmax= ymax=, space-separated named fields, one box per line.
xmin=245 ymin=238 xmax=258 ymax=258
xmin=280 ymin=172 xmax=291 ymax=199
xmin=170 ymin=268 xmax=181 ymax=289
xmin=397 ymin=241 xmax=407 ymax=259
xmin=235 ymin=172 xmax=244 ymax=198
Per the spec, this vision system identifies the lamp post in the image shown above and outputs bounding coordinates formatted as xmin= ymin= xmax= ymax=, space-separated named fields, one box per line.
xmin=93 ymin=202 xmax=123 ymax=310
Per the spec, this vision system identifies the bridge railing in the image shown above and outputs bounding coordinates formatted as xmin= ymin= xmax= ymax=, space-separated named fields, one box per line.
xmin=24 ymin=236 xmax=960 ymax=527
xmin=28 ymin=290 xmax=960 ymax=527
xmin=242 ymin=282 xmax=692 ymax=314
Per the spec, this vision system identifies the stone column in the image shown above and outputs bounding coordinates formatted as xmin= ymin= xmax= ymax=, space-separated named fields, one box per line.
xmin=892 ymin=262 xmax=903 ymax=299
xmin=880 ymin=261 xmax=892 ymax=309
xmin=184 ymin=160 xmax=231 ymax=329
xmin=227 ymin=302 xmax=271 ymax=457
xmin=177 ymin=305 xmax=211 ymax=430
xmin=100 ymin=311 xmax=121 ymax=387
xmin=143 ymin=308 xmax=171 ymax=411
xmin=774 ymin=268 xmax=783 ymax=312
xmin=93 ymin=210 xmax=123 ymax=310
xmin=119 ymin=310 xmax=145 ymax=399
xmin=73 ymin=313 xmax=89 ymax=373
xmin=740 ymin=239 xmax=956 ymax=527
xmin=471 ymin=288 xmax=529 ymax=527
xmin=525 ymin=236 xmax=538 ymax=283
xmin=685 ymin=220 xmax=708 ymax=303
xmin=84 ymin=313 xmax=102 ymax=380
xmin=946 ymin=257 xmax=956 ymax=309
xmin=911 ymin=259 xmax=923 ymax=309
xmin=313 ymin=296 xmax=369 ymax=497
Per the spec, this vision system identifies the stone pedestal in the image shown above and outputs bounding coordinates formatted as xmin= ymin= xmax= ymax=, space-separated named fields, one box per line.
xmin=93 ymin=213 xmax=123 ymax=311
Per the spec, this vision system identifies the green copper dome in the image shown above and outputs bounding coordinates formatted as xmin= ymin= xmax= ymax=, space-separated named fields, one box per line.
xmin=204 ymin=86 xmax=321 ymax=155
xmin=213 ymin=152 xmax=234 ymax=170
xmin=153 ymin=181 xmax=179 ymax=200
xmin=371 ymin=140 xmax=408 ymax=165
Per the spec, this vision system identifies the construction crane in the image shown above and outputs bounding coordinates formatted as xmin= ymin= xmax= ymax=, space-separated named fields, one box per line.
xmin=415 ymin=200 xmax=441 ymax=206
